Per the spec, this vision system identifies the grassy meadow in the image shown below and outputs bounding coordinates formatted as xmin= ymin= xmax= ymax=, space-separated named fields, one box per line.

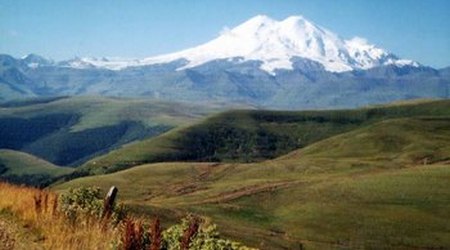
xmin=79 ymin=99 xmax=450 ymax=175
xmin=0 ymin=149 xmax=73 ymax=186
xmin=0 ymin=99 xmax=448 ymax=249
xmin=0 ymin=182 xmax=119 ymax=249
xmin=55 ymin=113 xmax=450 ymax=249
xmin=0 ymin=96 xmax=222 ymax=167
xmin=0 ymin=181 xmax=257 ymax=249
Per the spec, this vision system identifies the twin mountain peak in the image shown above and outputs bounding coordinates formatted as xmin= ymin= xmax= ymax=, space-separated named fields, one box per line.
xmin=22 ymin=15 xmax=419 ymax=74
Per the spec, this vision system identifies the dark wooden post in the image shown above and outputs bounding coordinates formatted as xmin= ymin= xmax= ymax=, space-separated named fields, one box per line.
xmin=103 ymin=186 xmax=118 ymax=219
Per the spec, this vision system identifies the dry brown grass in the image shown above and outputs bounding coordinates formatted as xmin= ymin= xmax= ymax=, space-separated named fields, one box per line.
xmin=0 ymin=182 xmax=120 ymax=249
xmin=0 ymin=182 xmax=255 ymax=249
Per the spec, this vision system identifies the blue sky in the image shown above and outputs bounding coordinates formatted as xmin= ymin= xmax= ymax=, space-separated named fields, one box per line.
xmin=1 ymin=0 xmax=449 ymax=68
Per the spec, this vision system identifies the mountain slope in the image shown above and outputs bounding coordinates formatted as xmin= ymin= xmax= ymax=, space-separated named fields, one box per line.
xmin=0 ymin=149 xmax=73 ymax=186
xmin=0 ymin=16 xmax=448 ymax=108
xmin=0 ymin=54 xmax=37 ymax=101
xmin=1 ymin=55 xmax=447 ymax=109
xmin=54 ymin=116 xmax=450 ymax=249
xmin=139 ymin=15 xmax=417 ymax=73
xmin=67 ymin=15 xmax=418 ymax=74
xmin=78 ymin=99 xmax=450 ymax=175
xmin=0 ymin=96 xmax=220 ymax=166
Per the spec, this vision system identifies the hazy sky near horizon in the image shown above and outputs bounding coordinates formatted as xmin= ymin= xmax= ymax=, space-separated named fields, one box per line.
xmin=1 ymin=0 xmax=449 ymax=68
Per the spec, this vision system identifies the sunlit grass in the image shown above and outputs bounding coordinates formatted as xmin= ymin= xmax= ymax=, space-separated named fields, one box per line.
xmin=0 ymin=182 xmax=120 ymax=249
xmin=55 ymin=115 xmax=450 ymax=249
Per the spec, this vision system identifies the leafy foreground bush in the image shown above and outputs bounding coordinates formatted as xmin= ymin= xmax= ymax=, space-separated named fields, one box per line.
xmin=163 ymin=215 xmax=254 ymax=250
xmin=0 ymin=183 xmax=256 ymax=249
xmin=59 ymin=186 xmax=126 ymax=224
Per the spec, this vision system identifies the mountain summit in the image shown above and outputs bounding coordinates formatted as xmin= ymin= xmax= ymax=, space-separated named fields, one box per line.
xmin=1 ymin=15 xmax=446 ymax=108
xmin=76 ymin=15 xmax=418 ymax=73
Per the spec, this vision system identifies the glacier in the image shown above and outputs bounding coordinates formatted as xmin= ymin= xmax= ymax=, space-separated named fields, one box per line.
xmin=62 ymin=15 xmax=419 ymax=74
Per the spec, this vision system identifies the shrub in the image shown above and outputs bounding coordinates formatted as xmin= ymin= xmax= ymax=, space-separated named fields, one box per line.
xmin=59 ymin=186 xmax=104 ymax=223
xmin=1 ymin=183 xmax=256 ymax=249
xmin=162 ymin=215 xmax=256 ymax=250
xmin=59 ymin=186 xmax=126 ymax=224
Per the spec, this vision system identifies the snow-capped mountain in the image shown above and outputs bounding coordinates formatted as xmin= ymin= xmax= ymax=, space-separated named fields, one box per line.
xmin=67 ymin=15 xmax=418 ymax=74
xmin=1 ymin=15 xmax=447 ymax=109
xmin=21 ymin=54 xmax=53 ymax=68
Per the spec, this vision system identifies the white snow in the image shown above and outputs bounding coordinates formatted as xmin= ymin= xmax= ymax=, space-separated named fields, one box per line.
xmin=60 ymin=15 xmax=419 ymax=73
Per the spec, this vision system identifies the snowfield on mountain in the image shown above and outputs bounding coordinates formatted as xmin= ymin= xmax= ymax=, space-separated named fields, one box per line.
xmin=58 ymin=15 xmax=419 ymax=74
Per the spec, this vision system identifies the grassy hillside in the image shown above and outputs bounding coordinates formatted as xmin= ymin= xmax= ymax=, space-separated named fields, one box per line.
xmin=55 ymin=116 xmax=450 ymax=249
xmin=0 ymin=181 xmax=255 ymax=249
xmin=281 ymin=117 xmax=450 ymax=164
xmin=0 ymin=149 xmax=73 ymax=186
xmin=80 ymin=99 xmax=450 ymax=174
xmin=0 ymin=96 xmax=222 ymax=167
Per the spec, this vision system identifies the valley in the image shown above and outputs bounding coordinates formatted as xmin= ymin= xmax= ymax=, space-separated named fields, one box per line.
xmin=54 ymin=111 xmax=450 ymax=249
xmin=78 ymin=99 xmax=450 ymax=174
xmin=0 ymin=98 xmax=449 ymax=249
xmin=1 ymin=7 xmax=449 ymax=249
xmin=1 ymin=16 xmax=448 ymax=109
xmin=0 ymin=96 xmax=223 ymax=167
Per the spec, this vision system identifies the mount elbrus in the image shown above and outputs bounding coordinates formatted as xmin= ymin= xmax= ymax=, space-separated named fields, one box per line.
xmin=1 ymin=15 xmax=448 ymax=109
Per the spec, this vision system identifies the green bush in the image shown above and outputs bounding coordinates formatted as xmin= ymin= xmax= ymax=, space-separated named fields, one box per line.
xmin=59 ymin=187 xmax=126 ymax=224
xmin=191 ymin=224 xmax=253 ymax=250
xmin=60 ymin=189 xmax=253 ymax=249
xmin=59 ymin=187 xmax=104 ymax=222
xmin=162 ymin=215 xmax=255 ymax=250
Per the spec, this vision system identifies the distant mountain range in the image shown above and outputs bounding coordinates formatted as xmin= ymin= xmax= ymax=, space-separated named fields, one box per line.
xmin=1 ymin=15 xmax=449 ymax=109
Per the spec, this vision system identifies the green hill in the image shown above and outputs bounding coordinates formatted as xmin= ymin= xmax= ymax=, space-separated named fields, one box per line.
xmin=55 ymin=116 xmax=450 ymax=249
xmin=80 ymin=99 xmax=450 ymax=174
xmin=281 ymin=117 xmax=450 ymax=165
xmin=0 ymin=149 xmax=73 ymax=186
xmin=0 ymin=96 xmax=222 ymax=166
